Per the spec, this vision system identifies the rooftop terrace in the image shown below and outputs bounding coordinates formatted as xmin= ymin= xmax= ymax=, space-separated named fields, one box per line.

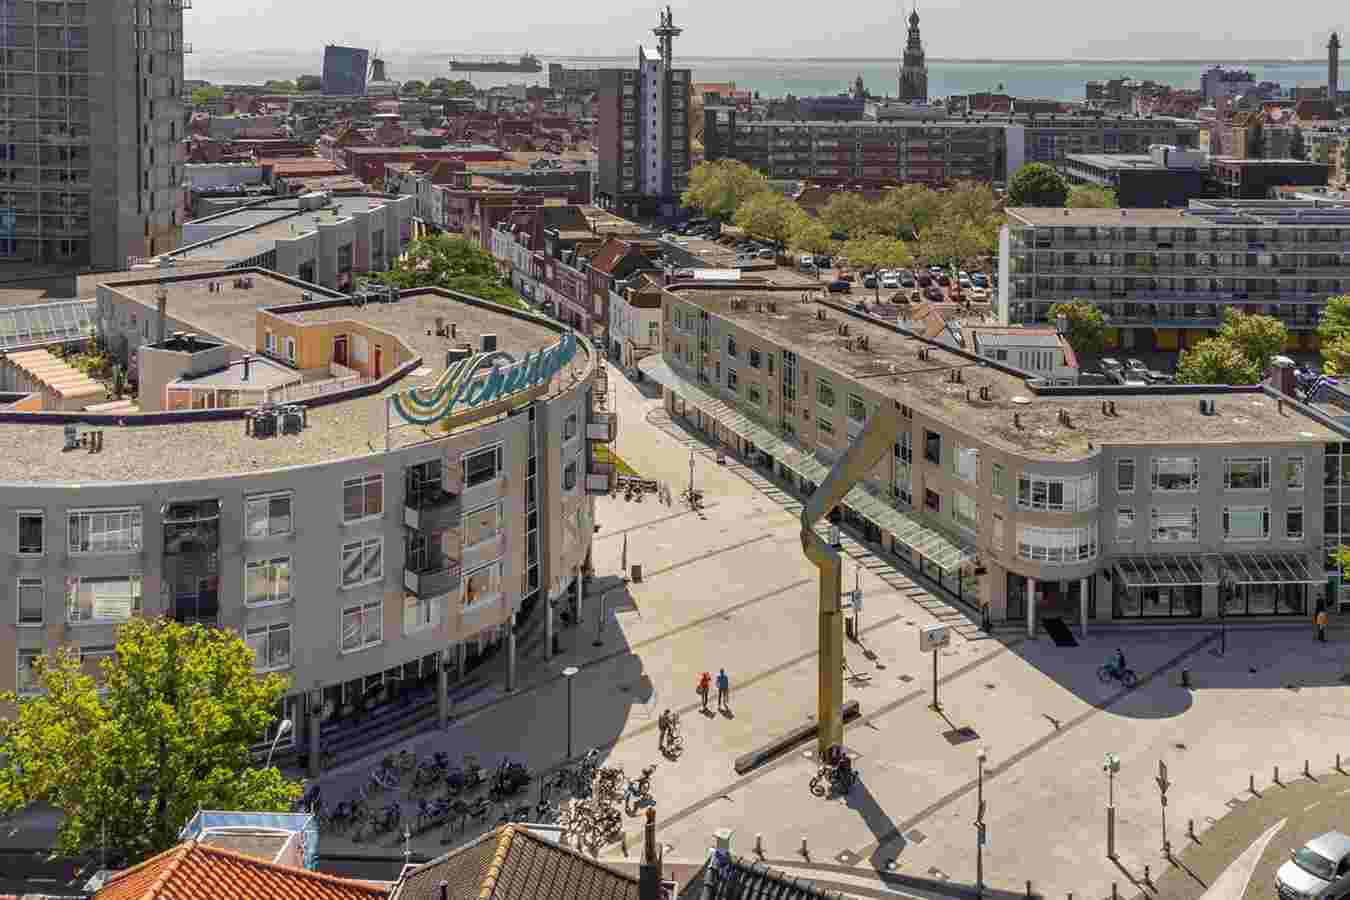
xmin=168 ymin=195 xmax=395 ymax=265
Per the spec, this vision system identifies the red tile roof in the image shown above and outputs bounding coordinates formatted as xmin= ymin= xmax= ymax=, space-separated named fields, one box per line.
xmin=96 ymin=840 xmax=388 ymax=900
xmin=587 ymin=238 xmax=633 ymax=274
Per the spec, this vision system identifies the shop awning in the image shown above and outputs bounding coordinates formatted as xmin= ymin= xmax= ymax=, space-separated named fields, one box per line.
xmin=639 ymin=355 xmax=975 ymax=572
xmin=1113 ymin=554 xmax=1217 ymax=588
xmin=1219 ymin=553 xmax=1322 ymax=585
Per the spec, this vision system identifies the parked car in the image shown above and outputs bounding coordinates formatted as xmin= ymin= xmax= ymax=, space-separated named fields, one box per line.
xmin=880 ymin=274 xmax=901 ymax=289
xmin=1276 ymin=832 xmax=1350 ymax=900
xmin=937 ymin=273 xmax=952 ymax=286
xmin=816 ymin=255 xmax=834 ymax=268
xmin=971 ymin=272 xmax=989 ymax=288
xmin=863 ymin=274 xmax=878 ymax=289
xmin=917 ymin=273 xmax=933 ymax=287
xmin=661 ymin=232 xmax=681 ymax=242
xmin=929 ymin=265 xmax=943 ymax=274
xmin=958 ymin=270 xmax=970 ymax=281
xmin=968 ymin=287 xmax=989 ymax=300
xmin=899 ymin=273 xmax=916 ymax=288
xmin=1125 ymin=358 xmax=1149 ymax=376
xmin=925 ymin=286 xmax=944 ymax=301
xmin=827 ymin=279 xmax=852 ymax=294
xmin=840 ymin=271 xmax=855 ymax=281
xmin=757 ymin=248 xmax=776 ymax=260
xmin=799 ymin=254 xmax=817 ymax=270
xmin=958 ymin=275 xmax=972 ymax=289
xmin=673 ymin=268 xmax=694 ymax=280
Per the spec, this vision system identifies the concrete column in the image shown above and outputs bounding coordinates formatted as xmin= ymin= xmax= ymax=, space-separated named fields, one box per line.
xmin=1080 ymin=576 xmax=1090 ymax=637
xmin=457 ymin=641 xmax=466 ymax=679
xmin=1027 ymin=576 xmax=1037 ymax=638
xmin=506 ymin=613 xmax=517 ymax=693
xmin=437 ymin=649 xmax=449 ymax=729
xmin=545 ymin=596 xmax=554 ymax=661
xmin=308 ymin=691 xmax=321 ymax=776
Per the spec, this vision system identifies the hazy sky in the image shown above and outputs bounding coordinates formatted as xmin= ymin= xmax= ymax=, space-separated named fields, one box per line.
xmin=185 ymin=0 xmax=1346 ymax=60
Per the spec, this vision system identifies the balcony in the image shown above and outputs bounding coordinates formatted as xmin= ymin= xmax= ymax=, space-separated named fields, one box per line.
xmin=404 ymin=560 xmax=461 ymax=599
xmin=587 ymin=461 xmax=617 ymax=495
xmin=404 ymin=482 xmax=459 ymax=530
xmin=462 ymin=532 xmax=507 ymax=572
xmin=587 ymin=411 xmax=618 ymax=442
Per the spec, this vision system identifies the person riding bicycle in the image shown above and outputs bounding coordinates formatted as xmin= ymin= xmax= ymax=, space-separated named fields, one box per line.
xmin=1107 ymin=648 xmax=1127 ymax=677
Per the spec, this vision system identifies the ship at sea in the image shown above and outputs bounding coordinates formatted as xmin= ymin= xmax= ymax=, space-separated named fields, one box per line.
xmin=449 ymin=53 xmax=542 ymax=73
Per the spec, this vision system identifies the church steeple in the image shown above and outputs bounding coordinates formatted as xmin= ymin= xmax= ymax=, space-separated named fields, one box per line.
xmin=898 ymin=3 xmax=928 ymax=102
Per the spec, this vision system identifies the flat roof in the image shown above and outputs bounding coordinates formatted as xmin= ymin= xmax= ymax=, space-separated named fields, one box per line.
xmin=1007 ymin=207 xmax=1193 ymax=227
xmin=670 ymin=287 xmax=1338 ymax=459
xmin=170 ymin=195 xmax=393 ymax=265
xmin=1063 ymin=153 xmax=1181 ymax=171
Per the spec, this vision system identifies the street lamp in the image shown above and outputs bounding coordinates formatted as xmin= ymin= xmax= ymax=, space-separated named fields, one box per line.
xmin=595 ymin=590 xmax=609 ymax=647
xmin=265 ymin=718 xmax=293 ymax=768
xmin=975 ymin=746 xmax=989 ymax=898
xmin=1104 ymin=752 xmax=1121 ymax=860
xmin=562 ymin=666 xmax=580 ymax=760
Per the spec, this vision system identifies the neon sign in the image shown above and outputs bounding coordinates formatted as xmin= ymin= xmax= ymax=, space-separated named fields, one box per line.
xmin=392 ymin=332 xmax=577 ymax=425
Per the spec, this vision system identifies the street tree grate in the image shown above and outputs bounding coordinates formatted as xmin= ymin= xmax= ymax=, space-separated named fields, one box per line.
xmin=943 ymin=726 xmax=979 ymax=746
xmin=906 ymin=829 xmax=927 ymax=845
xmin=835 ymin=850 xmax=860 ymax=865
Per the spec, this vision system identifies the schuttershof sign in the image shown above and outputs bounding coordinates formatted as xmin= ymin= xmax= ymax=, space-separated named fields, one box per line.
xmin=392 ymin=332 xmax=577 ymax=426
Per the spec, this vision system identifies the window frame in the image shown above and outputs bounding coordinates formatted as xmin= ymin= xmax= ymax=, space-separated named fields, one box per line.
xmin=1222 ymin=504 xmax=1271 ymax=542
xmin=17 ymin=576 xmax=43 ymax=625
xmin=924 ymin=488 xmax=941 ymax=514
xmin=1223 ymin=456 xmax=1271 ymax=492
xmin=991 ymin=463 xmax=1006 ymax=498
xmin=1016 ymin=472 xmax=1098 ymax=512
xmin=463 ymin=444 xmax=504 ymax=489
xmin=816 ymin=377 xmax=836 ymax=409
xmin=562 ymin=411 xmax=578 ymax=442
xmin=846 ymin=394 xmax=867 ymax=424
xmin=748 ymin=347 xmax=762 ymax=369
xmin=16 ymin=510 xmax=43 ymax=556
xmin=463 ymin=501 xmax=504 ymax=550
xmin=1285 ymin=505 xmax=1305 ymax=540
xmin=245 ymin=555 xmax=293 ymax=607
xmin=1151 ymin=456 xmax=1200 ymax=493
xmin=462 ymin=560 xmax=504 ymax=611
xmin=1286 ymin=455 xmax=1306 ymax=490
xmin=953 ymin=493 xmax=978 ymax=533
xmin=991 ymin=512 xmax=1005 ymax=550
xmin=65 ymin=574 xmax=144 ymax=624
xmin=563 ymin=459 xmax=578 ymax=492
xmin=246 ymin=621 xmax=293 ymax=672
xmin=954 ymin=444 xmax=979 ymax=484
xmin=1015 ymin=523 xmax=1099 ymax=564
xmin=923 ymin=429 xmax=942 ymax=466
xmin=340 ymin=536 xmax=384 ymax=589
xmin=341 ymin=473 xmax=384 ymax=523
xmin=340 ymin=599 xmax=383 ymax=653
xmin=17 ymin=648 xmax=41 ymax=695
xmin=1116 ymin=457 xmax=1136 ymax=493
xmin=1150 ymin=506 xmax=1200 ymax=543
xmin=244 ymin=490 xmax=293 ymax=539
xmin=67 ymin=507 xmax=143 ymax=555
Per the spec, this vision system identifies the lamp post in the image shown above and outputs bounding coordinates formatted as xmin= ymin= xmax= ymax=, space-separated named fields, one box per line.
xmin=975 ymin=745 xmax=989 ymax=898
xmin=562 ymin=666 xmax=580 ymax=760
xmin=265 ymin=718 xmax=293 ymax=768
xmin=1104 ymin=752 xmax=1121 ymax=860
xmin=594 ymin=590 xmax=608 ymax=647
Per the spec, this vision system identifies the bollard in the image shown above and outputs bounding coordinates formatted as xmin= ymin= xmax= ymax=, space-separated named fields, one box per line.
xmin=1144 ymin=865 xmax=1151 ymax=886
xmin=1112 ymin=883 xmax=1118 ymax=900
xmin=1306 ymin=759 xmax=1312 ymax=779
xmin=1188 ymin=818 xmax=1196 ymax=841
xmin=800 ymin=835 xmax=808 ymax=858
xmin=1180 ymin=668 xmax=1190 ymax=688
xmin=1250 ymin=773 xmax=1256 ymax=794
xmin=1338 ymin=752 xmax=1344 ymax=773
xmin=622 ymin=832 xmax=628 ymax=856
xmin=754 ymin=833 xmax=764 ymax=857
xmin=1275 ymin=765 xmax=1281 ymax=785
xmin=1026 ymin=880 xmax=1032 ymax=899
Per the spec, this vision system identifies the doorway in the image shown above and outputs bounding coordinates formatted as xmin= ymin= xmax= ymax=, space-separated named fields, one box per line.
xmin=333 ymin=334 xmax=349 ymax=367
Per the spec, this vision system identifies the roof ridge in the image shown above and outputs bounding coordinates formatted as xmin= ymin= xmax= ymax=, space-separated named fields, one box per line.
xmin=508 ymin=825 xmax=641 ymax=882
xmin=100 ymin=840 xmax=192 ymax=891
xmin=191 ymin=841 xmax=387 ymax=894
xmin=477 ymin=824 xmax=517 ymax=900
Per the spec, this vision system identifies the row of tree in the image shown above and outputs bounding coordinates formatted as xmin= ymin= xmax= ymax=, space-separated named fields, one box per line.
xmin=188 ymin=76 xmax=474 ymax=107
xmin=1006 ymin=162 xmax=1118 ymax=209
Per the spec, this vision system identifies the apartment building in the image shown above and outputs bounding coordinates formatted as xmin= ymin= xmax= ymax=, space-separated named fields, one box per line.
xmin=643 ymin=286 xmax=1343 ymax=634
xmin=0 ymin=0 xmax=186 ymax=271
xmin=320 ymin=45 xmax=368 ymax=97
xmin=1 ymin=267 xmax=615 ymax=771
xmin=999 ymin=200 xmax=1350 ymax=352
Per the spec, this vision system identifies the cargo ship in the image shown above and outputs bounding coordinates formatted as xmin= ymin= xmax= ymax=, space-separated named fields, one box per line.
xmin=449 ymin=53 xmax=542 ymax=73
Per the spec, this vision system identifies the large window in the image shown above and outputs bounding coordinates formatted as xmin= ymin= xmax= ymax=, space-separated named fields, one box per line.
xmin=1114 ymin=584 xmax=1202 ymax=619
xmin=67 ymin=575 xmax=142 ymax=623
xmin=17 ymin=577 xmax=42 ymax=625
xmin=1152 ymin=457 xmax=1199 ymax=492
xmin=246 ymin=622 xmax=292 ymax=671
xmin=405 ymin=591 xmax=440 ymax=633
xmin=748 ymin=347 xmax=762 ymax=368
xmin=895 ymin=432 xmax=912 ymax=464
xmin=245 ymin=491 xmax=293 ymax=538
xmin=1286 ymin=506 xmax=1305 ymax=540
xmin=924 ymin=430 xmax=942 ymax=465
xmin=245 ymin=557 xmax=292 ymax=606
xmin=992 ymin=513 xmax=1005 ymax=550
xmin=953 ymin=494 xmax=978 ymax=533
xmin=341 ymin=537 xmax=383 ymax=588
xmin=562 ymin=411 xmax=578 ymax=442
xmin=342 ymin=473 xmax=383 ymax=522
xmin=1117 ymin=507 xmax=1135 ymax=542
xmin=992 ymin=464 xmax=1006 ymax=498
xmin=464 ymin=445 xmax=503 ymax=488
xmin=817 ymin=378 xmax=836 ymax=408
xmin=17 ymin=511 xmax=42 ymax=555
xmin=1286 ymin=456 xmax=1306 ymax=490
xmin=68 ymin=508 xmax=142 ymax=554
xmin=924 ymin=489 xmax=941 ymax=514
xmin=1222 ymin=505 xmax=1270 ymax=541
xmin=1016 ymin=473 xmax=1098 ymax=512
xmin=17 ymin=649 xmax=40 ymax=694
xmin=954 ymin=445 xmax=979 ymax=484
xmin=341 ymin=600 xmax=382 ymax=652
xmin=563 ymin=460 xmax=578 ymax=492
xmin=463 ymin=502 xmax=502 ymax=548
xmin=1150 ymin=507 xmax=1199 ymax=543
xmin=1224 ymin=457 xmax=1270 ymax=491
xmin=847 ymin=394 xmax=867 ymax=423
xmin=464 ymin=561 xmax=503 ymax=609
xmin=1016 ymin=524 xmax=1098 ymax=563
xmin=1116 ymin=458 xmax=1136 ymax=493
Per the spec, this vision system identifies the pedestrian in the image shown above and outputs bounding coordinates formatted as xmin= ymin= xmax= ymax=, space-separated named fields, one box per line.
xmin=1317 ymin=607 xmax=1329 ymax=642
xmin=697 ymin=671 xmax=712 ymax=712
xmin=716 ymin=668 xmax=730 ymax=710
xmin=657 ymin=708 xmax=669 ymax=749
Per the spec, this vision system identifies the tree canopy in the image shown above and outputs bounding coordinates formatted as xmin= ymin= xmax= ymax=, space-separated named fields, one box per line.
xmin=872 ymin=183 xmax=943 ymax=240
xmin=295 ymin=74 xmax=321 ymax=93
xmin=1218 ymin=308 xmax=1287 ymax=373
xmin=190 ymin=85 xmax=223 ymax=106
xmin=732 ymin=192 xmax=802 ymax=249
xmin=1318 ymin=294 xmax=1350 ymax=345
xmin=377 ymin=234 xmax=524 ymax=310
xmin=1067 ymin=184 xmax=1119 ymax=209
xmin=789 ymin=217 xmax=835 ymax=256
xmin=1007 ymin=162 xmax=1070 ymax=207
xmin=262 ymin=79 xmax=297 ymax=94
xmin=680 ymin=160 xmax=769 ymax=220
xmin=0 ymin=619 xmax=301 ymax=865
xmin=401 ymin=80 xmax=427 ymax=95
xmin=1047 ymin=300 xmax=1107 ymax=354
xmin=818 ymin=192 xmax=876 ymax=240
xmin=842 ymin=235 xmax=914 ymax=298
xmin=1176 ymin=336 xmax=1261 ymax=385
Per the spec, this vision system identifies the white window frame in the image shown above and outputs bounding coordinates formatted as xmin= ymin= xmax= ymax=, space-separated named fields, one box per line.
xmin=284 ymin=335 xmax=296 ymax=362
xmin=341 ymin=600 xmax=383 ymax=653
xmin=726 ymin=367 xmax=738 ymax=392
xmin=1285 ymin=505 xmax=1305 ymax=540
xmin=340 ymin=536 xmax=383 ymax=589
xmin=991 ymin=463 xmax=1006 ymax=498
xmin=1151 ymin=457 xmax=1200 ymax=493
xmin=342 ymin=473 xmax=384 ymax=523
xmin=1285 ymin=456 xmax=1306 ymax=491
xmin=1150 ymin=506 xmax=1200 ymax=543
xmin=818 ymin=417 xmax=834 ymax=437
xmin=991 ymin=512 xmax=1005 ymax=550
xmin=955 ymin=445 xmax=980 ymax=485
xmin=563 ymin=459 xmax=578 ymax=492
xmin=1116 ymin=457 xmax=1136 ymax=493
xmin=463 ymin=501 xmax=504 ymax=551
xmin=463 ymin=444 xmax=504 ymax=489
xmin=17 ymin=648 xmax=41 ymax=695
xmin=17 ymin=509 xmax=43 ymax=556
xmin=816 ymin=377 xmax=835 ymax=409
xmin=245 ymin=490 xmax=293 ymax=539
xmin=562 ymin=411 xmax=578 ymax=443
xmin=66 ymin=574 xmax=143 ymax=624
xmin=245 ymin=556 xmax=293 ymax=607
xmin=404 ymin=590 xmax=440 ymax=634
xmin=246 ymin=622 xmax=292 ymax=672
xmin=1116 ymin=507 xmax=1135 ymax=542
xmin=17 ymin=576 xmax=43 ymax=625
xmin=1016 ymin=472 xmax=1098 ymax=512
xmin=1222 ymin=505 xmax=1271 ymax=542
xmin=264 ymin=330 xmax=275 ymax=353
xmin=953 ymin=493 xmax=978 ymax=533
xmin=846 ymin=394 xmax=867 ymax=424
xmin=462 ymin=560 xmax=504 ymax=611
xmin=1223 ymin=457 xmax=1271 ymax=491
xmin=67 ymin=507 xmax=143 ymax=555
xmin=1015 ymin=524 xmax=1099 ymax=564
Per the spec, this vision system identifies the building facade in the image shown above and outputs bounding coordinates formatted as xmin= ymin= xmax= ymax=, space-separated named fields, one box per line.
xmin=321 ymin=45 xmax=369 ymax=97
xmin=0 ymin=0 xmax=186 ymax=271
xmin=897 ymin=9 xmax=928 ymax=103
xmin=1056 ymin=147 xmax=1207 ymax=208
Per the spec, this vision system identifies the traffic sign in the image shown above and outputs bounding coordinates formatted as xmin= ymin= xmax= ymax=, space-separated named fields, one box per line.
xmin=919 ymin=623 xmax=951 ymax=652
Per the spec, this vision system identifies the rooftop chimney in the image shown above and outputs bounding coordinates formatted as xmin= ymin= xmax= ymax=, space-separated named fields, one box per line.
xmin=639 ymin=808 xmax=662 ymax=900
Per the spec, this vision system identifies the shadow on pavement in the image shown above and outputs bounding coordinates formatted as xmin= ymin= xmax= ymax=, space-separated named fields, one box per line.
xmin=844 ymin=775 xmax=902 ymax=872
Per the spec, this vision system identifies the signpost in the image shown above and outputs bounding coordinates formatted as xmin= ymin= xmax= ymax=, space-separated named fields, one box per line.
xmin=1104 ymin=752 xmax=1120 ymax=859
xmin=1156 ymin=760 xmax=1171 ymax=859
xmin=919 ymin=624 xmax=951 ymax=711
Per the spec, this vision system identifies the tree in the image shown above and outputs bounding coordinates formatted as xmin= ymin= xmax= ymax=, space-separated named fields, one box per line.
xmin=1176 ymin=336 xmax=1261 ymax=385
xmin=190 ymin=85 xmax=223 ymax=106
xmin=401 ymin=79 xmax=427 ymax=96
xmin=1218 ymin=307 xmax=1287 ymax=373
xmin=1323 ymin=336 xmax=1350 ymax=375
xmin=789 ymin=216 xmax=834 ymax=257
xmin=262 ymin=79 xmax=297 ymax=94
xmin=295 ymin=75 xmax=321 ymax=93
xmin=920 ymin=217 xmax=993 ymax=271
xmin=377 ymin=234 xmax=524 ymax=310
xmin=1007 ymin=162 xmax=1070 ymax=207
xmin=941 ymin=180 xmax=1002 ymax=229
xmin=1048 ymin=300 xmax=1106 ymax=354
xmin=445 ymin=79 xmax=474 ymax=97
xmin=680 ymin=160 xmax=768 ymax=221
xmin=842 ymin=234 xmax=914 ymax=300
xmin=819 ymin=192 xmax=876 ymax=240
xmin=872 ymin=184 xmax=942 ymax=240
xmin=0 ymin=619 xmax=301 ymax=864
xmin=1318 ymin=294 xmax=1350 ymax=345
xmin=732 ymin=192 xmax=801 ymax=250
xmin=1067 ymin=184 xmax=1119 ymax=208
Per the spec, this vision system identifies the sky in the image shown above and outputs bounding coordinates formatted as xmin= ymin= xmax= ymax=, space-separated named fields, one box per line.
xmin=184 ymin=0 xmax=1347 ymax=60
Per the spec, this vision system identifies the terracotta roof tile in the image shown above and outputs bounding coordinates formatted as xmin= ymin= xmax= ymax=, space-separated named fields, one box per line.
xmin=588 ymin=238 xmax=633 ymax=274
xmin=96 ymin=840 xmax=388 ymax=900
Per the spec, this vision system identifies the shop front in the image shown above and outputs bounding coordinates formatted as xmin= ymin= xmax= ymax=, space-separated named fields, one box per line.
xmin=1218 ymin=553 xmax=1320 ymax=617
xmin=1112 ymin=555 xmax=1214 ymax=619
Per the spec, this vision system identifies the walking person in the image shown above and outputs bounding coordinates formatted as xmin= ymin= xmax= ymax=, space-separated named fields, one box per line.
xmin=697 ymin=671 xmax=712 ymax=713
xmin=716 ymin=668 xmax=730 ymax=711
xmin=1317 ymin=606 xmax=1329 ymax=642
xmin=657 ymin=708 xmax=670 ymax=750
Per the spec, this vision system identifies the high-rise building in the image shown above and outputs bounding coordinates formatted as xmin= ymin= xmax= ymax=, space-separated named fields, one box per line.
xmin=0 ymin=0 xmax=186 ymax=272
xmin=897 ymin=8 xmax=928 ymax=103
xmin=1330 ymin=32 xmax=1341 ymax=105
xmin=595 ymin=8 xmax=691 ymax=219
xmin=321 ymin=45 xmax=369 ymax=97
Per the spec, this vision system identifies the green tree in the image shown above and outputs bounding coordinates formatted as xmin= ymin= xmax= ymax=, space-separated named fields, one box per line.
xmin=843 ymin=234 xmax=914 ymax=300
xmin=1318 ymin=294 xmax=1350 ymax=345
xmin=941 ymin=180 xmax=1002 ymax=229
xmin=445 ymin=79 xmax=474 ymax=97
xmin=377 ymin=234 xmax=524 ymax=310
xmin=732 ymin=192 xmax=801 ymax=250
xmin=872 ymin=184 xmax=942 ymax=240
xmin=1323 ymin=336 xmax=1350 ymax=375
xmin=295 ymin=75 xmax=321 ymax=93
xmin=262 ymin=79 xmax=297 ymax=94
xmin=819 ymin=192 xmax=876 ymax=239
xmin=1176 ymin=336 xmax=1261 ymax=385
xmin=789 ymin=216 xmax=835 ymax=257
xmin=190 ymin=85 xmax=223 ymax=106
xmin=1067 ymin=184 xmax=1119 ymax=208
xmin=1218 ymin=307 xmax=1288 ymax=373
xmin=1007 ymin=162 xmax=1070 ymax=207
xmin=680 ymin=160 xmax=769 ymax=220
xmin=1048 ymin=300 xmax=1107 ymax=354
xmin=400 ymin=79 xmax=427 ymax=96
xmin=0 ymin=619 xmax=301 ymax=864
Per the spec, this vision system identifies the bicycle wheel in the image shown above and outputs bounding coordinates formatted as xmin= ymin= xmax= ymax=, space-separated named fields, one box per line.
xmin=1122 ymin=669 xmax=1138 ymax=688
xmin=809 ymin=774 xmax=826 ymax=797
xmin=1096 ymin=665 xmax=1113 ymax=684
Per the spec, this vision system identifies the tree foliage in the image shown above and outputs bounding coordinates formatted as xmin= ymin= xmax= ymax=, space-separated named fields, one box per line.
xmin=1067 ymin=184 xmax=1119 ymax=208
xmin=1048 ymin=300 xmax=1107 ymax=354
xmin=400 ymin=80 xmax=427 ymax=95
xmin=789 ymin=216 xmax=835 ymax=255
xmin=732 ymin=192 xmax=802 ymax=248
xmin=1318 ymin=294 xmax=1350 ymax=345
xmin=680 ymin=160 xmax=769 ymax=220
xmin=1176 ymin=336 xmax=1261 ymax=385
xmin=190 ymin=85 xmax=223 ymax=106
xmin=872 ymin=184 xmax=943 ymax=240
xmin=1218 ymin=307 xmax=1287 ymax=373
xmin=377 ymin=234 xmax=524 ymax=310
xmin=818 ymin=192 xmax=876 ymax=239
xmin=0 ymin=619 xmax=301 ymax=864
xmin=1323 ymin=337 xmax=1350 ymax=376
xmin=262 ymin=79 xmax=297 ymax=94
xmin=295 ymin=75 xmax=322 ymax=93
xmin=842 ymin=235 xmax=914 ymax=298
xmin=1007 ymin=162 xmax=1070 ymax=207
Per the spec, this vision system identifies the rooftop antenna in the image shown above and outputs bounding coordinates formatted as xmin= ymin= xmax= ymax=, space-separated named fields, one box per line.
xmin=652 ymin=6 xmax=682 ymax=67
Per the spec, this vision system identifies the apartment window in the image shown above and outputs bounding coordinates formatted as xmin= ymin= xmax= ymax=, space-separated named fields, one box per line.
xmin=1016 ymin=473 xmax=1098 ymax=512
xmin=17 ymin=577 xmax=42 ymax=625
xmin=1224 ymin=457 xmax=1270 ymax=491
xmin=899 ymin=403 xmax=913 ymax=419
xmin=246 ymin=622 xmax=292 ymax=671
xmin=818 ymin=417 xmax=834 ymax=439
xmin=992 ymin=512 xmax=1005 ymax=550
xmin=464 ymin=445 xmax=503 ymax=488
xmin=748 ymin=348 xmax=762 ymax=369
xmin=1286 ymin=506 xmax=1305 ymax=540
xmin=245 ymin=556 xmax=292 ymax=606
xmin=342 ymin=474 xmax=383 ymax=521
xmin=726 ymin=335 xmax=737 ymax=358
xmin=464 ymin=502 xmax=503 ymax=549
xmin=924 ymin=430 xmax=942 ymax=465
xmin=562 ymin=411 xmax=578 ymax=441
xmin=245 ymin=491 xmax=292 ymax=538
xmin=68 ymin=508 xmax=142 ymax=554
xmin=66 ymin=575 xmax=143 ymax=623
xmin=1152 ymin=457 xmax=1199 ymax=492
xmin=924 ymin=489 xmax=941 ymax=514
xmin=1223 ymin=505 xmax=1270 ymax=541
xmin=817 ymin=378 xmax=836 ymax=408
xmin=748 ymin=385 xmax=762 ymax=405
xmin=846 ymin=394 xmax=867 ymax=424
xmin=1016 ymin=524 xmax=1099 ymax=563
xmin=264 ymin=330 xmax=275 ymax=353
xmin=953 ymin=493 xmax=978 ymax=533
xmin=954 ymin=445 xmax=979 ymax=484
xmin=1117 ymin=507 xmax=1136 ymax=541
xmin=726 ymin=368 xmax=738 ymax=392
xmin=563 ymin=460 xmax=578 ymax=492
xmin=80 ymin=645 xmax=114 ymax=687
xmin=895 ymin=432 xmax=912 ymax=464
xmin=404 ymin=590 xmax=440 ymax=633
xmin=17 ymin=649 xmax=40 ymax=695
xmin=285 ymin=336 xmax=296 ymax=362
xmin=17 ymin=511 xmax=43 ymax=555
xmin=992 ymin=464 xmax=1006 ymax=498
xmin=1116 ymin=458 xmax=1136 ymax=493
xmin=341 ymin=536 xmax=383 ymax=588
xmin=1150 ymin=507 xmax=1200 ymax=543
xmin=341 ymin=600 xmax=382 ymax=652
xmin=1286 ymin=456 xmax=1306 ymax=490
xmin=463 ymin=561 xmax=502 ymax=610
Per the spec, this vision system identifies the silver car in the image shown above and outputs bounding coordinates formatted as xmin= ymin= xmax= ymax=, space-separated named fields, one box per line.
xmin=1277 ymin=832 xmax=1350 ymax=900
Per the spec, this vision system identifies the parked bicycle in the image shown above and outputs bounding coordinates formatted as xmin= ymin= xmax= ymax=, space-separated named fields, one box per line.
xmin=810 ymin=747 xmax=857 ymax=798
xmin=624 ymin=764 xmax=657 ymax=815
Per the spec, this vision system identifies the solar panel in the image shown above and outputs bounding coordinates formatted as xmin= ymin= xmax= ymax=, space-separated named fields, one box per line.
xmin=0 ymin=300 xmax=95 ymax=349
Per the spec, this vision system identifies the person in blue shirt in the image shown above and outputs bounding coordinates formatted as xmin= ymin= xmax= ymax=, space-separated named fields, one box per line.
xmin=715 ymin=668 xmax=730 ymax=710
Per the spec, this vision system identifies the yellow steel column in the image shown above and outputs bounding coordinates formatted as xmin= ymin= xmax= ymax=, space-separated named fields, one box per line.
xmin=817 ymin=552 xmax=844 ymax=758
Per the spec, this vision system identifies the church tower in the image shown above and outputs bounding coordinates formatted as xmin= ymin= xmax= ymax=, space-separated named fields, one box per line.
xmin=898 ymin=6 xmax=929 ymax=102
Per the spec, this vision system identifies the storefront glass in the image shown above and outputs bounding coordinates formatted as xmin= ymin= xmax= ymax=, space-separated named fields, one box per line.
xmin=1224 ymin=583 xmax=1306 ymax=615
xmin=1113 ymin=582 xmax=1201 ymax=618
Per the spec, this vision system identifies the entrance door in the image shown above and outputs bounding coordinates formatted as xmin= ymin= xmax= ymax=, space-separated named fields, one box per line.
xmin=333 ymin=335 xmax=349 ymax=367
xmin=373 ymin=344 xmax=383 ymax=378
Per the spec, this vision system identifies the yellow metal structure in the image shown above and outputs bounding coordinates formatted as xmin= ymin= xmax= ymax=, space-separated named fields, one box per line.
xmin=800 ymin=403 xmax=904 ymax=758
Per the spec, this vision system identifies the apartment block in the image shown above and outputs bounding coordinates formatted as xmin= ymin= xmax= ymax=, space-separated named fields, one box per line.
xmin=0 ymin=0 xmax=186 ymax=271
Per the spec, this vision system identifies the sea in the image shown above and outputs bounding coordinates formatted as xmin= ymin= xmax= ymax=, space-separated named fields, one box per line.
xmin=185 ymin=50 xmax=1342 ymax=102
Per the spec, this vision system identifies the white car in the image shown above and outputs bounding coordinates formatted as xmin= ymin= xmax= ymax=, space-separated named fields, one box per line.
xmin=880 ymin=275 xmax=901 ymax=289
xmin=958 ymin=275 xmax=972 ymax=289
xmin=967 ymin=286 xmax=989 ymax=300
xmin=799 ymin=254 xmax=816 ymax=270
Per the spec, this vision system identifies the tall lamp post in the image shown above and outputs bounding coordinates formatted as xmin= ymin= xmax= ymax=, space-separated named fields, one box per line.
xmin=562 ymin=666 xmax=580 ymax=760
xmin=975 ymin=745 xmax=989 ymax=897
xmin=265 ymin=718 xmax=293 ymax=768
xmin=1104 ymin=752 xmax=1121 ymax=860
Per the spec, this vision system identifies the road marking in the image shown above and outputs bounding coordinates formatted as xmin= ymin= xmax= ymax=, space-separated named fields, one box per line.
xmin=1305 ymin=802 xmax=1322 ymax=811
xmin=596 ymin=503 xmax=722 ymax=540
xmin=641 ymin=532 xmax=778 ymax=579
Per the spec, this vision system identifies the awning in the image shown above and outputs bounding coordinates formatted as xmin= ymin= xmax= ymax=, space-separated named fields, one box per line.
xmin=1219 ymin=553 xmax=1322 ymax=585
xmin=640 ymin=355 xmax=975 ymax=572
xmin=1113 ymin=555 xmax=1217 ymax=588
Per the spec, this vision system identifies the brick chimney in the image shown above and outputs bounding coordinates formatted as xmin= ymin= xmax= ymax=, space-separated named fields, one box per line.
xmin=639 ymin=807 xmax=662 ymax=900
